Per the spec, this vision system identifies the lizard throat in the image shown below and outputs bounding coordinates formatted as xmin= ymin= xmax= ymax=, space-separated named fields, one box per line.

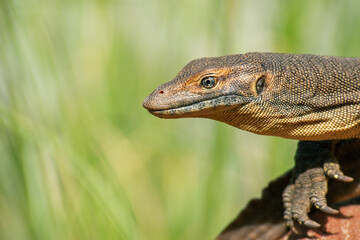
xmin=148 ymin=95 xmax=247 ymax=119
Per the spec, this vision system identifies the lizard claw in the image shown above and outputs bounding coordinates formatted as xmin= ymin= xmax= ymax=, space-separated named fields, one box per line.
xmin=337 ymin=175 xmax=354 ymax=182
xmin=324 ymin=162 xmax=354 ymax=182
xmin=304 ymin=219 xmax=321 ymax=228
xmin=316 ymin=205 xmax=339 ymax=214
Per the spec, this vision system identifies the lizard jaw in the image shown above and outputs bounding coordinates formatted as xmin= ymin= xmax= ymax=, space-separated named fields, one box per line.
xmin=145 ymin=95 xmax=246 ymax=119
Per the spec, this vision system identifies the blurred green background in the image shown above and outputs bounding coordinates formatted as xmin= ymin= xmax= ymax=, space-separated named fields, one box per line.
xmin=1 ymin=0 xmax=360 ymax=239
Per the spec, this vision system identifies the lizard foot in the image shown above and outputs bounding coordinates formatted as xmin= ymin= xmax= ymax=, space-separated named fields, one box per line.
xmin=282 ymin=141 xmax=353 ymax=233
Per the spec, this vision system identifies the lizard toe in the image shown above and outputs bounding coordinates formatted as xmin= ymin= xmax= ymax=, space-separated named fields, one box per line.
xmin=308 ymin=166 xmax=338 ymax=214
xmin=283 ymin=184 xmax=295 ymax=228
xmin=324 ymin=161 xmax=353 ymax=182
xmin=282 ymin=170 xmax=318 ymax=229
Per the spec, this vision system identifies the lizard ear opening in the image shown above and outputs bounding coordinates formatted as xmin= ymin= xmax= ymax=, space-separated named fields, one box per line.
xmin=255 ymin=75 xmax=267 ymax=95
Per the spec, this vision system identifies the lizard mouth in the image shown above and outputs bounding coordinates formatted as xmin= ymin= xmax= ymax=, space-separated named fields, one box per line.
xmin=147 ymin=95 xmax=247 ymax=119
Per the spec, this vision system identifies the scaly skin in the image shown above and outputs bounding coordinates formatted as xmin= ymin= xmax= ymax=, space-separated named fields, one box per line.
xmin=143 ymin=52 xmax=360 ymax=232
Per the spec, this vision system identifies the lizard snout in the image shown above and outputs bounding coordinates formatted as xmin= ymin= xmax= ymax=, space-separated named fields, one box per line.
xmin=142 ymin=86 xmax=169 ymax=111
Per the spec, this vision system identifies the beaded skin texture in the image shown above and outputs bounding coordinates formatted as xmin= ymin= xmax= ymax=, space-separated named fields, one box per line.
xmin=143 ymin=52 xmax=360 ymax=140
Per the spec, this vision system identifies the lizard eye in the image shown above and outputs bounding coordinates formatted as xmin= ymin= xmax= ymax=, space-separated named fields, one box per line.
xmin=256 ymin=76 xmax=266 ymax=94
xmin=201 ymin=76 xmax=217 ymax=89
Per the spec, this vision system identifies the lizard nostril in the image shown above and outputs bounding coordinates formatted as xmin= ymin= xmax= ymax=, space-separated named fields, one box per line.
xmin=159 ymin=90 xmax=164 ymax=94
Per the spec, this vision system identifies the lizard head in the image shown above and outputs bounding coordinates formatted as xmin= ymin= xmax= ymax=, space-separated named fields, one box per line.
xmin=144 ymin=52 xmax=360 ymax=140
xmin=143 ymin=53 xmax=273 ymax=124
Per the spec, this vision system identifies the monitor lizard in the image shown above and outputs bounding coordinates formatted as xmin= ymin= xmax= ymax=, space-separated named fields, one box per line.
xmin=142 ymin=52 xmax=360 ymax=233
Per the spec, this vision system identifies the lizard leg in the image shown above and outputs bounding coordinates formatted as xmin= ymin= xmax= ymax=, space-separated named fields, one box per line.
xmin=282 ymin=140 xmax=353 ymax=231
